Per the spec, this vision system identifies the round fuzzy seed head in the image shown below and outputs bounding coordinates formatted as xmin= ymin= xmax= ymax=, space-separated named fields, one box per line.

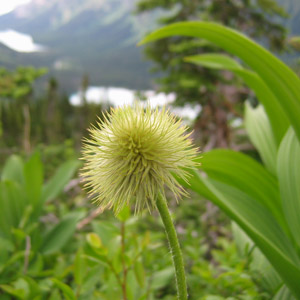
xmin=81 ymin=102 xmax=198 ymax=214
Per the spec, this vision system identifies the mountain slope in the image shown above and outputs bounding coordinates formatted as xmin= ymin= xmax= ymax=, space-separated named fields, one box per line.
xmin=0 ymin=0 xmax=298 ymax=92
xmin=0 ymin=0 xmax=153 ymax=92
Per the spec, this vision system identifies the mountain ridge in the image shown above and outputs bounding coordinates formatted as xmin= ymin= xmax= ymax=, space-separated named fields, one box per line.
xmin=0 ymin=0 xmax=298 ymax=92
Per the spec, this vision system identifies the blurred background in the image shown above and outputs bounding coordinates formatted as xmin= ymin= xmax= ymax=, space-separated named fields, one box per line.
xmin=0 ymin=0 xmax=299 ymax=299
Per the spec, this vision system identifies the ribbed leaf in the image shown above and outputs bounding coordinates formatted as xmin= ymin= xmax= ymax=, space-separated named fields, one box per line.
xmin=51 ymin=279 xmax=76 ymax=300
xmin=183 ymin=171 xmax=300 ymax=297
xmin=273 ymin=285 xmax=296 ymax=300
xmin=1 ymin=155 xmax=24 ymax=185
xmin=0 ymin=181 xmax=26 ymax=239
xmin=245 ymin=103 xmax=278 ymax=174
xmin=232 ymin=222 xmax=282 ymax=293
xmin=195 ymin=150 xmax=287 ymax=232
xmin=277 ymin=128 xmax=300 ymax=248
xmin=40 ymin=213 xmax=81 ymax=255
xmin=139 ymin=22 xmax=300 ymax=141
xmin=24 ymin=152 xmax=43 ymax=211
xmin=185 ymin=53 xmax=289 ymax=145
xmin=41 ymin=160 xmax=80 ymax=204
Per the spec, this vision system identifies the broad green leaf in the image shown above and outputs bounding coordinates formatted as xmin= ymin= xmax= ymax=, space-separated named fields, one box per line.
xmin=40 ymin=213 xmax=80 ymax=255
xmin=1 ymin=155 xmax=24 ymax=185
xmin=151 ymin=267 xmax=174 ymax=290
xmin=86 ymin=233 xmax=102 ymax=249
xmin=195 ymin=150 xmax=287 ymax=232
xmin=0 ymin=284 xmax=25 ymax=299
xmin=277 ymin=128 xmax=300 ymax=248
xmin=116 ymin=205 xmax=131 ymax=222
xmin=0 ymin=181 xmax=26 ymax=239
xmin=24 ymin=152 xmax=43 ymax=211
xmin=140 ymin=22 xmax=300 ymax=141
xmin=273 ymin=285 xmax=296 ymax=300
xmin=51 ymin=279 xmax=76 ymax=300
xmin=185 ymin=53 xmax=242 ymax=70
xmin=74 ymin=248 xmax=86 ymax=286
xmin=185 ymin=53 xmax=289 ymax=145
xmin=181 ymin=170 xmax=300 ymax=297
xmin=134 ymin=260 xmax=145 ymax=288
xmin=245 ymin=103 xmax=277 ymax=174
xmin=232 ymin=222 xmax=282 ymax=293
xmin=92 ymin=221 xmax=119 ymax=246
xmin=41 ymin=159 xmax=80 ymax=204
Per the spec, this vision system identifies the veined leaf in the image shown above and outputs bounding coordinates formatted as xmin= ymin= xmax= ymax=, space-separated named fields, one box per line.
xmin=245 ymin=103 xmax=277 ymax=175
xmin=185 ymin=53 xmax=289 ymax=145
xmin=183 ymin=171 xmax=300 ymax=297
xmin=41 ymin=159 xmax=80 ymax=204
xmin=1 ymin=155 xmax=24 ymax=185
xmin=232 ymin=222 xmax=282 ymax=293
xmin=51 ymin=279 xmax=76 ymax=300
xmin=24 ymin=152 xmax=43 ymax=212
xmin=40 ymin=213 xmax=81 ymax=255
xmin=194 ymin=150 xmax=287 ymax=232
xmin=139 ymin=22 xmax=300 ymax=141
xmin=277 ymin=128 xmax=300 ymax=248
xmin=0 ymin=181 xmax=27 ymax=239
xmin=273 ymin=285 xmax=296 ymax=300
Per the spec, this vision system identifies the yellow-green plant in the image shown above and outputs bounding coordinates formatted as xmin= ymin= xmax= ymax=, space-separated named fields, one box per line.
xmin=81 ymin=102 xmax=198 ymax=299
xmin=140 ymin=22 xmax=300 ymax=299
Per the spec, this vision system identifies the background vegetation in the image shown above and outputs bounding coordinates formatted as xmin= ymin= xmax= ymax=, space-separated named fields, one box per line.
xmin=0 ymin=0 xmax=300 ymax=299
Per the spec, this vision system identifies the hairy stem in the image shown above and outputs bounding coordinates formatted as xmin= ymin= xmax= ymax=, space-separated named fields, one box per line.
xmin=121 ymin=222 xmax=128 ymax=300
xmin=156 ymin=192 xmax=188 ymax=300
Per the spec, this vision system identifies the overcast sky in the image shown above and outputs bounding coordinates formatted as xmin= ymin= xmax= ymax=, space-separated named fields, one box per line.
xmin=0 ymin=0 xmax=32 ymax=16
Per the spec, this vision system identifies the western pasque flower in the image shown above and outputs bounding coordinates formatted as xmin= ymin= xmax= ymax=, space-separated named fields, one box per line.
xmin=81 ymin=102 xmax=198 ymax=214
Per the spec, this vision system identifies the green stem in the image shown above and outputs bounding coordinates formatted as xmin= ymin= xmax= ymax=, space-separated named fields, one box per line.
xmin=156 ymin=192 xmax=188 ymax=300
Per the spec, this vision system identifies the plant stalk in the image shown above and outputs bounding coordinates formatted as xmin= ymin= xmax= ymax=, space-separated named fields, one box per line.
xmin=156 ymin=192 xmax=188 ymax=300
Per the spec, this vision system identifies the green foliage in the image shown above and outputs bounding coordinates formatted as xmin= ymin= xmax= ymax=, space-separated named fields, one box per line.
xmin=0 ymin=67 xmax=47 ymax=100
xmin=0 ymin=150 xmax=269 ymax=299
xmin=140 ymin=21 xmax=300 ymax=298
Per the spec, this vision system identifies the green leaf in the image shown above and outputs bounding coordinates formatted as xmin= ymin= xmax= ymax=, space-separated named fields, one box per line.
xmin=232 ymin=222 xmax=282 ymax=293
xmin=0 ymin=181 xmax=27 ymax=239
xmin=245 ymin=103 xmax=278 ymax=174
xmin=182 ymin=170 xmax=300 ymax=297
xmin=196 ymin=150 xmax=287 ymax=232
xmin=185 ymin=53 xmax=289 ymax=145
xmin=116 ymin=205 xmax=131 ymax=222
xmin=40 ymin=213 xmax=80 ymax=255
xmin=24 ymin=152 xmax=43 ymax=211
xmin=277 ymin=128 xmax=300 ymax=248
xmin=134 ymin=260 xmax=145 ymax=288
xmin=273 ymin=285 xmax=296 ymax=300
xmin=139 ymin=21 xmax=300 ymax=141
xmin=41 ymin=160 xmax=80 ymax=204
xmin=151 ymin=267 xmax=174 ymax=290
xmin=86 ymin=233 xmax=102 ymax=249
xmin=185 ymin=53 xmax=242 ymax=69
xmin=74 ymin=248 xmax=86 ymax=286
xmin=1 ymin=155 xmax=24 ymax=185
xmin=51 ymin=279 xmax=76 ymax=300
xmin=0 ymin=284 xmax=25 ymax=299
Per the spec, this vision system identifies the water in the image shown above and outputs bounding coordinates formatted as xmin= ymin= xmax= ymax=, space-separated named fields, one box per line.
xmin=0 ymin=29 xmax=45 ymax=52
xmin=70 ymin=86 xmax=201 ymax=121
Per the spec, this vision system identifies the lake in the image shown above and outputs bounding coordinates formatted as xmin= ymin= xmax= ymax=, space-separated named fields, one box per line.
xmin=0 ymin=29 xmax=45 ymax=52
xmin=70 ymin=86 xmax=201 ymax=121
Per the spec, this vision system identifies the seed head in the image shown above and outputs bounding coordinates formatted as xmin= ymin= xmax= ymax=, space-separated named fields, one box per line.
xmin=81 ymin=102 xmax=198 ymax=214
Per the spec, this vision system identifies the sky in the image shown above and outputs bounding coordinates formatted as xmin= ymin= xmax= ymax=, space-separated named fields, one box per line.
xmin=0 ymin=0 xmax=32 ymax=16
